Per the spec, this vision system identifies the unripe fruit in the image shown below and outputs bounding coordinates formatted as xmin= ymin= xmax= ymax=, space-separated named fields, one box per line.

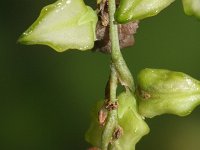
xmin=115 ymin=0 xmax=174 ymax=23
xmin=136 ymin=68 xmax=200 ymax=118
xmin=182 ymin=0 xmax=200 ymax=19
xmin=85 ymin=92 xmax=149 ymax=150
xmin=18 ymin=0 xmax=97 ymax=52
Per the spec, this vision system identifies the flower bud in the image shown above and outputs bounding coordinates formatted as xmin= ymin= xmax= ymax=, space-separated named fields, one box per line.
xmin=115 ymin=0 xmax=174 ymax=23
xmin=136 ymin=68 xmax=200 ymax=118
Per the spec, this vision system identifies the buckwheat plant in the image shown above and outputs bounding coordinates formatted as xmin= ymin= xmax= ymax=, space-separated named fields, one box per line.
xmin=18 ymin=0 xmax=200 ymax=149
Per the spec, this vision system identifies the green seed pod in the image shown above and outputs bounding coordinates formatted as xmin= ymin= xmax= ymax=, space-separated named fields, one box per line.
xmin=18 ymin=0 xmax=97 ymax=52
xmin=115 ymin=0 xmax=175 ymax=23
xmin=182 ymin=0 xmax=200 ymax=19
xmin=136 ymin=68 xmax=200 ymax=118
xmin=85 ymin=92 xmax=149 ymax=150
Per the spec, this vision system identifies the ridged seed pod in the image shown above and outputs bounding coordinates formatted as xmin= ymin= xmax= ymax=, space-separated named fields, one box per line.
xmin=136 ymin=68 xmax=200 ymax=118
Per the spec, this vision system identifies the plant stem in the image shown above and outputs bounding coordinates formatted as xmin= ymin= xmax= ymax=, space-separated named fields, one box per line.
xmin=101 ymin=0 xmax=135 ymax=149
xmin=108 ymin=0 xmax=134 ymax=91
xmin=101 ymin=65 xmax=118 ymax=150
xmin=107 ymin=0 xmax=121 ymax=61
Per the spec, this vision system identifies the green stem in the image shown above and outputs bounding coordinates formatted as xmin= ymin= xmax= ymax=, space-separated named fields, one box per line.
xmin=109 ymin=64 xmax=118 ymax=102
xmin=101 ymin=65 xmax=118 ymax=150
xmin=107 ymin=0 xmax=121 ymax=61
xmin=101 ymin=0 xmax=135 ymax=149
xmin=108 ymin=0 xmax=134 ymax=91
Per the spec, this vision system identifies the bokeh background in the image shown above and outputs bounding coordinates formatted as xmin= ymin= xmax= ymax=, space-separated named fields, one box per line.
xmin=1 ymin=0 xmax=200 ymax=150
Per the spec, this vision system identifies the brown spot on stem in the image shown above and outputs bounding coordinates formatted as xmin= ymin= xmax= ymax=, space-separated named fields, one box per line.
xmin=113 ymin=126 xmax=123 ymax=140
xmin=105 ymin=99 xmax=118 ymax=111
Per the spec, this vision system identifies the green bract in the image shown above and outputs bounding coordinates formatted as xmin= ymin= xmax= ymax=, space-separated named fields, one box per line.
xmin=18 ymin=0 xmax=97 ymax=52
xmin=182 ymin=0 xmax=200 ymax=19
xmin=85 ymin=92 xmax=149 ymax=150
xmin=115 ymin=0 xmax=175 ymax=23
xmin=136 ymin=68 xmax=200 ymax=118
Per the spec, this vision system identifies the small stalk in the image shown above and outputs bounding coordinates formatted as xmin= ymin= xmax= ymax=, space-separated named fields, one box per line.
xmin=101 ymin=65 xmax=118 ymax=150
xmin=101 ymin=0 xmax=135 ymax=149
xmin=108 ymin=0 xmax=134 ymax=91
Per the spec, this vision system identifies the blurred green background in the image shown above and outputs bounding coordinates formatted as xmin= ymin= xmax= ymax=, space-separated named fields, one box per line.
xmin=0 ymin=0 xmax=200 ymax=150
